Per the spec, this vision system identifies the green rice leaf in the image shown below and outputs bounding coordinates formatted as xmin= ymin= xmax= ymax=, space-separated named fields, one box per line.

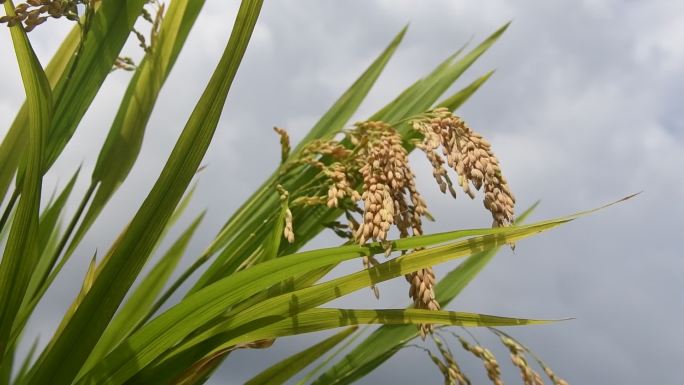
xmin=190 ymin=23 xmax=510 ymax=298
xmin=23 ymin=167 xmax=80 ymax=304
xmin=291 ymin=26 xmax=408 ymax=155
xmin=262 ymin=186 xmax=290 ymax=263
xmin=438 ymin=70 xmax=495 ymax=111
xmin=66 ymin=0 xmax=207 ymax=257
xmin=125 ymin=306 xmax=556 ymax=384
xmin=227 ymin=308 xmax=557 ymax=347
xmin=174 ymin=224 xmax=565 ymax=355
xmin=244 ymin=327 xmax=358 ymax=385
xmin=24 ymin=1 xmax=264 ymax=383
xmin=0 ymin=0 xmax=52 ymax=359
xmin=12 ymin=337 xmax=38 ymax=385
xmin=78 ymin=217 xmax=566 ymax=385
xmin=192 ymin=26 xmax=409 ymax=293
xmin=83 ymin=211 xmax=205 ymax=370
xmin=37 ymin=167 xmax=80 ymax=254
xmin=0 ymin=26 xmax=79 ymax=204
xmin=42 ymin=0 xmax=148 ymax=172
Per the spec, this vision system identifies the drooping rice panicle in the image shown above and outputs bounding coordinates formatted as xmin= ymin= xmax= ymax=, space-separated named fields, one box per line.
xmin=456 ymin=334 xmax=504 ymax=385
xmin=412 ymin=108 xmax=515 ymax=227
xmin=273 ymin=126 xmax=291 ymax=164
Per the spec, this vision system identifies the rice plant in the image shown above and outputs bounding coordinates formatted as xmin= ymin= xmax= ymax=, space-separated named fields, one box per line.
xmin=0 ymin=1 xmax=627 ymax=384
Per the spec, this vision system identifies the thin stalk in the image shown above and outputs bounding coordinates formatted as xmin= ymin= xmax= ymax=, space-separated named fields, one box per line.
xmin=209 ymin=173 xmax=277 ymax=253
xmin=140 ymin=209 xmax=279 ymax=327
xmin=8 ymin=182 xmax=98 ymax=344
xmin=32 ymin=181 xmax=97 ymax=300
xmin=134 ymin=249 xmax=213 ymax=330
xmin=0 ymin=190 xmax=19 ymax=234
xmin=294 ymin=327 xmax=365 ymax=385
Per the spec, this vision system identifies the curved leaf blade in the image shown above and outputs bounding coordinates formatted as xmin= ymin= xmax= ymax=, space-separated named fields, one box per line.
xmin=66 ymin=0 xmax=207 ymax=257
xmin=79 ymin=217 xmax=567 ymax=385
xmin=84 ymin=211 xmax=205 ymax=369
xmin=244 ymin=327 xmax=358 ymax=385
xmin=24 ymin=1 xmax=264 ymax=383
xmin=0 ymin=0 xmax=52 ymax=359
xmin=229 ymin=308 xmax=557 ymax=346
xmin=193 ymin=25 xmax=409 ymax=292
xmin=0 ymin=26 xmax=79 ymax=204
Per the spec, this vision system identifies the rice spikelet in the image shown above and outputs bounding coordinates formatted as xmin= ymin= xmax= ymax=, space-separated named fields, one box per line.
xmin=277 ymin=185 xmax=294 ymax=244
xmin=1 ymin=0 xmax=82 ymax=32
xmin=492 ymin=329 xmax=569 ymax=385
xmin=543 ymin=367 xmax=569 ymax=385
xmin=283 ymin=209 xmax=294 ymax=244
xmin=422 ymin=347 xmax=462 ymax=385
xmin=456 ymin=335 xmax=504 ymax=385
xmin=273 ymin=126 xmax=291 ymax=164
xmin=324 ymin=163 xmax=360 ymax=208
xmin=501 ymin=336 xmax=545 ymax=385
xmin=352 ymin=121 xmax=423 ymax=245
xmin=432 ymin=335 xmax=470 ymax=385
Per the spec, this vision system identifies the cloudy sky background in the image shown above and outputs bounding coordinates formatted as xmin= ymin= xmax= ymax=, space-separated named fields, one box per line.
xmin=1 ymin=0 xmax=683 ymax=384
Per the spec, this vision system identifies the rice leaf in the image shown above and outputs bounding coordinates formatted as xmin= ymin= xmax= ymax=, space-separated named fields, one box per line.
xmin=191 ymin=26 xmax=409 ymax=293
xmin=173 ymin=224 xmax=565 ymax=353
xmin=66 ymin=0 xmax=207 ymax=257
xmin=23 ymin=1 xmax=264 ymax=383
xmin=244 ymin=327 xmax=358 ymax=385
xmin=310 ymin=203 xmax=539 ymax=385
xmin=227 ymin=308 xmax=558 ymax=347
xmin=263 ymin=189 xmax=288 ymax=262
xmin=11 ymin=337 xmax=38 ymax=385
xmin=42 ymin=0 xmax=148 ymax=172
xmin=126 ymin=307 xmax=557 ymax=384
xmin=438 ymin=70 xmax=495 ymax=111
xmin=0 ymin=0 xmax=52 ymax=359
xmin=23 ymin=167 xmax=80 ymax=303
xmin=0 ymin=26 xmax=79 ymax=204
xmin=83 ymin=211 xmax=205 ymax=369
xmin=77 ymin=217 xmax=567 ymax=385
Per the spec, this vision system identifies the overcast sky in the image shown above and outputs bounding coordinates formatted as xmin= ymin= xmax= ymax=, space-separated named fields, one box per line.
xmin=1 ymin=1 xmax=683 ymax=384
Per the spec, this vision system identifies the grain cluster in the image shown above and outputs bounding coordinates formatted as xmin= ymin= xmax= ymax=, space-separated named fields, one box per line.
xmin=501 ymin=336 xmax=545 ymax=385
xmin=412 ymin=108 xmax=515 ymax=227
xmin=457 ymin=335 xmax=503 ymax=385
xmin=432 ymin=335 xmax=470 ymax=385
xmin=280 ymin=110 xmax=516 ymax=337
xmin=0 ymin=0 xmax=83 ymax=31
